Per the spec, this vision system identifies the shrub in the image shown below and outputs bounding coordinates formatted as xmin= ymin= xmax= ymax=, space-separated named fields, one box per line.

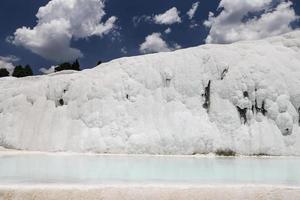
xmin=0 ymin=68 xmax=9 ymax=78
xmin=97 ymin=60 xmax=102 ymax=66
xmin=252 ymin=153 xmax=269 ymax=156
xmin=55 ymin=60 xmax=81 ymax=72
xmin=12 ymin=65 xmax=33 ymax=78
xmin=215 ymin=149 xmax=236 ymax=156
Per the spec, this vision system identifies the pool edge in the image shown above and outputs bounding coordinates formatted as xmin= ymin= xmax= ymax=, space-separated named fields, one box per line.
xmin=0 ymin=184 xmax=299 ymax=200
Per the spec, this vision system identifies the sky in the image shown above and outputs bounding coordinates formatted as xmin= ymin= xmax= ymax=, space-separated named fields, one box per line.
xmin=0 ymin=0 xmax=299 ymax=74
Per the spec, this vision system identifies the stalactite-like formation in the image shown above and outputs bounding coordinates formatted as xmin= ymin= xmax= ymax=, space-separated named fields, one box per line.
xmin=220 ymin=68 xmax=229 ymax=80
xmin=298 ymin=107 xmax=300 ymax=126
xmin=254 ymin=99 xmax=267 ymax=116
xmin=203 ymin=80 xmax=211 ymax=112
xmin=237 ymin=106 xmax=247 ymax=124
xmin=165 ymin=78 xmax=171 ymax=87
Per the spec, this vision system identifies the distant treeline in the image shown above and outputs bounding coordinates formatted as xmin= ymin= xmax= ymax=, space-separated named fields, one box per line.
xmin=0 ymin=59 xmax=102 ymax=78
xmin=0 ymin=65 xmax=33 ymax=78
xmin=54 ymin=60 xmax=81 ymax=72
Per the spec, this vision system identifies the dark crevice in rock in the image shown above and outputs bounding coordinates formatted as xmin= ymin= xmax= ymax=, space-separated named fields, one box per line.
xmin=298 ymin=107 xmax=300 ymax=126
xmin=58 ymin=98 xmax=64 ymax=106
xmin=283 ymin=128 xmax=291 ymax=136
xmin=255 ymin=100 xmax=267 ymax=116
xmin=126 ymin=94 xmax=129 ymax=100
xmin=202 ymin=80 xmax=211 ymax=112
xmin=165 ymin=78 xmax=171 ymax=87
xmin=243 ymin=91 xmax=249 ymax=98
xmin=63 ymin=84 xmax=70 ymax=94
xmin=237 ymin=106 xmax=247 ymax=124
xmin=220 ymin=67 xmax=229 ymax=80
xmin=255 ymin=99 xmax=259 ymax=113
xmin=26 ymin=97 xmax=34 ymax=106
xmin=261 ymin=101 xmax=267 ymax=116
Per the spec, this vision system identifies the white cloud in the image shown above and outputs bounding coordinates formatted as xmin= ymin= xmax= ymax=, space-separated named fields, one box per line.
xmin=0 ymin=60 xmax=14 ymax=75
xmin=204 ymin=0 xmax=299 ymax=44
xmin=133 ymin=7 xmax=181 ymax=27
xmin=173 ymin=43 xmax=182 ymax=50
xmin=39 ymin=66 xmax=56 ymax=74
xmin=139 ymin=32 xmax=181 ymax=54
xmin=165 ymin=28 xmax=172 ymax=34
xmin=189 ymin=22 xmax=199 ymax=29
xmin=187 ymin=2 xmax=200 ymax=20
xmin=132 ymin=15 xmax=152 ymax=27
xmin=154 ymin=7 xmax=181 ymax=25
xmin=0 ymin=55 xmax=20 ymax=63
xmin=11 ymin=0 xmax=117 ymax=62
xmin=0 ymin=55 xmax=19 ymax=74
xmin=121 ymin=47 xmax=127 ymax=54
xmin=140 ymin=33 xmax=171 ymax=53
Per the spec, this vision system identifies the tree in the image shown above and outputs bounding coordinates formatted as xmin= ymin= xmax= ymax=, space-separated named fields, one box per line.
xmin=72 ymin=59 xmax=80 ymax=71
xmin=12 ymin=65 xmax=33 ymax=78
xmin=12 ymin=65 xmax=25 ymax=77
xmin=55 ymin=62 xmax=72 ymax=72
xmin=0 ymin=68 xmax=9 ymax=78
xmin=97 ymin=60 xmax=102 ymax=66
xmin=55 ymin=60 xmax=81 ymax=72
xmin=24 ymin=65 xmax=33 ymax=76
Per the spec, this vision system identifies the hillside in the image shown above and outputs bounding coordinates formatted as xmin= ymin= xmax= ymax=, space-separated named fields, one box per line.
xmin=1 ymin=31 xmax=300 ymax=155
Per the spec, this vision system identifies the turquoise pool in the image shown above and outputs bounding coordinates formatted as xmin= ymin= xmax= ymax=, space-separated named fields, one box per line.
xmin=0 ymin=154 xmax=299 ymax=186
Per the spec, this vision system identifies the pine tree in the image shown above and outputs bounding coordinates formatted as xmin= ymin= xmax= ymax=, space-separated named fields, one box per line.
xmin=72 ymin=59 xmax=80 ymax=71
xmin=12 ymin=65 xmax=25 ymax=77
xmin=55 ymin=60 xmax=81 ymax=72
xmin=24 ymin=65 xmax=33 ymax=76
xmin=55 ymin=62 xmax=72 ymax=72
xmin=12 ymin=65 xmax=34 ymax=78
xmin=97 ymin=60 xmax=102 ymax=66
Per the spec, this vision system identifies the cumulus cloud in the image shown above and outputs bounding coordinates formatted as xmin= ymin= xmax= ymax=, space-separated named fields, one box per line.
xmin=173 ymin=43 xmax=182 ymax=50
xmin=133 ymin=7 xmax=181 ymax=27
xmin=10 ymin=0 xmax=117 ymax=62
xmin=0 ymin=55 xmax=19 ymax=74
xmin=39 ymin=66 xmax=56 ymax=74
xmin=140 ymin=33 xmax=170 ymax=53
xmin=164 ymin=28 xmax=172 ymax=34
xmin=154 ymin=7 xmax=181 ymax=25
xmin=139 ymin=32 xmax=180 ymax=53
xmin=187 ymin=2 xmax=200 ymax=20
xmin=204 ymin=0 xmax=299 ymax=44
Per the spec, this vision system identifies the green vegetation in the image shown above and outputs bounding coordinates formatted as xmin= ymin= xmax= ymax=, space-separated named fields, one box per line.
xmin=215 ymin=149 xmax=236 ymax=156
xmin=252 ymin=153 xmax=269 ymax=156
xmin=55 ymin=60 xmax=81 ymax=72
xmin=12 ymin=65 xmax=33 ymax=78
xmin=0 ymin=68 xmax=9 ymax=78
xmin=97 ymin=60 xmax=102 ymax=65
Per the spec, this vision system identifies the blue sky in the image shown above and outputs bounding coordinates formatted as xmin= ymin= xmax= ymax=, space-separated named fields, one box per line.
xmin=0 ymin=0 xmax=299 ymax=74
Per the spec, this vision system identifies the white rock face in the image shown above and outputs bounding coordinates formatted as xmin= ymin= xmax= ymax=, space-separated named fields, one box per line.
xmin=0 ymin=31 xmax=300 ymax=155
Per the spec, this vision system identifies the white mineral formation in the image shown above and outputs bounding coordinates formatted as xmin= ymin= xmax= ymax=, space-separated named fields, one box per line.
xmin=0 ymin=31 xmax=300 ymax=155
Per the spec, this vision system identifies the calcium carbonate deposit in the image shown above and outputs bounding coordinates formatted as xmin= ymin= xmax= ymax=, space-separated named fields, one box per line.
xmin=0 ymin=31 xmax=300 ymax=155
